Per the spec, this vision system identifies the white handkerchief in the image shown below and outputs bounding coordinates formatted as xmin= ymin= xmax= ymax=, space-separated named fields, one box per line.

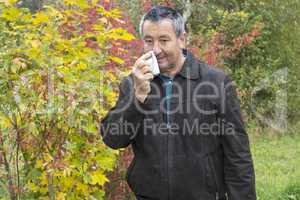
xmin=146 ymin=51 xmax=160 ymax=75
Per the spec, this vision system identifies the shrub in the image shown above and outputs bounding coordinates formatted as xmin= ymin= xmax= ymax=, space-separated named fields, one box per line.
xmin=0 ymin=0 xmax=135 ymax=199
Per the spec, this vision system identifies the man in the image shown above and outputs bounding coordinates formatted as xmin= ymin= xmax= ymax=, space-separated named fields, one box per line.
xmin=100 ymin=6 xmax=256 ymax=200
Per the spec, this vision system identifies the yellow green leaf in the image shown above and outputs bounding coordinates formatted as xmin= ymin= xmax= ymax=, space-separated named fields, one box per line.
xmin=56 ymin=192 xmax=66 ymax=200
xmin=107 ymin=28 xmax=135 ymax=41
xmin=26 ymin=182 xmax=39 ymax=192
xmin=0 ymin=115 xmax=12 ymax=129
xmin=30 ymin=40 xmax=41 ymax=48
xmin=32 ymin=12 xmax=49 ymax=25
xmin=89 ymin=172 xmax=108 ymax=186
xmin=63 ymin=0 xmax=76 ymax=6
xmin=76 ymin=63 xmax=87 ymax=70
xmin=76 ymin=182 xmax=88 ymax=192
xmin=1 ymin=7 xmax=22 ymax=21
xmin=77 ymin=0 xmax=89 ymax=9
xmin=109 ymin=56 xmax=124 ymax=64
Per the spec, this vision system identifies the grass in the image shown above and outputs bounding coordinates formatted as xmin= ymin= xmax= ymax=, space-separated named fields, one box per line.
xmin=250 ymin=131 xmax=300 ymax=200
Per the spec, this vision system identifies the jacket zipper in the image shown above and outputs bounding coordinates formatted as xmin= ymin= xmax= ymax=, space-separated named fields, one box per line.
xmin=166 ymin=79 xmax=173 ymax=200
xmin=208 ymin=157 xmax=219 ymax=200
xmin=166 ymin=82 xmax=171 ymax=200
xmin=159 ymin=78 xmax=170 ymax=200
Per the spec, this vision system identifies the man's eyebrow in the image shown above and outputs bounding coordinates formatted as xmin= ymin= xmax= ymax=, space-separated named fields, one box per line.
xmin=143 ymin=35 xmax=171 ymax=39
xmin=143 ymin=35 xmax=153 ymax=39
xmin=159 ymin=35 xmax=171 ymax=39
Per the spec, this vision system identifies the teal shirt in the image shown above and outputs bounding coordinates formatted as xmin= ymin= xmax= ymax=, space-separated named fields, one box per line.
xmin=158 ymin=74 xmax=174 ymax=126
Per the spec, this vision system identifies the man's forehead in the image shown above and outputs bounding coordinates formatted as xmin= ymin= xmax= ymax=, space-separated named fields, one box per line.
xmin=142 ymin=19 xmax=176 ymax=38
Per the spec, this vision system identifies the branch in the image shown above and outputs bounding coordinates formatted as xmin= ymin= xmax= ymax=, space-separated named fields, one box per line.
xmin=0 ymin=130 xmax=17 ymax=200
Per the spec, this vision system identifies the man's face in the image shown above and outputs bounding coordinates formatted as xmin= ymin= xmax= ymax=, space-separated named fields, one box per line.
xmin=142 ymin=19 xmax=185 ymax=74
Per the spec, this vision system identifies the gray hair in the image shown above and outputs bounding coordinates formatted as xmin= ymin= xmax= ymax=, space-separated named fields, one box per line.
xmin=139 ymin=6 xmax=186 ymax=38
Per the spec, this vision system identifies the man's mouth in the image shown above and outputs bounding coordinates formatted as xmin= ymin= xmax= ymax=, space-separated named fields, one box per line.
xmin=157 ymin=57 xmax=166 ymax=62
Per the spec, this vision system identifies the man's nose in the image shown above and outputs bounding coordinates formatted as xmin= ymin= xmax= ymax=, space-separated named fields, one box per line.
xmin=153 ymin=42 xmax=162 ymax=55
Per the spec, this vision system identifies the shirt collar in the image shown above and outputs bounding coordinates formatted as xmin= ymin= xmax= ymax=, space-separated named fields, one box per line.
xmin=177 ymin=49 xmax=200 ymax=80
xmin=158 ymin=74 xmax=173 ymax=82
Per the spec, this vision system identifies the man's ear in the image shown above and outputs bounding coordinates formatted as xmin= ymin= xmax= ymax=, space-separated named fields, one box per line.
xmin=179 ymin=32 xmax=187 ymax=49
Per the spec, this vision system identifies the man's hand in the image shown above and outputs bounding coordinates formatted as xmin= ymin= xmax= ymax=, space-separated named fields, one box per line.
xmin=132 ymin=52 xmax=154 ymax=103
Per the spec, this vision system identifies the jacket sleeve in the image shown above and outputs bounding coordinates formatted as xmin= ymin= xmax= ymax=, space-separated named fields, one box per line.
xmin=220 ymin=75 xmax=256 ymax=200
xmin=99 ymin=75 xmax=145 ymax=149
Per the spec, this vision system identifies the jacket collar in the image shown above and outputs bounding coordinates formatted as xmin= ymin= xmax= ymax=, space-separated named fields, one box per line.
xmin=177 ymin=49 xmax=200 ymax=80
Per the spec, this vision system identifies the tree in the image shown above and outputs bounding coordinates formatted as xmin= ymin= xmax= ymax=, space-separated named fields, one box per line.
xmin=0 ymin=0 xmax=135 ymax=199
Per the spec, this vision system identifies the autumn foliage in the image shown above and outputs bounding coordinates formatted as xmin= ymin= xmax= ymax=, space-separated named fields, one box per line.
xmin=0 ymin=0 xmax=136 ymax=199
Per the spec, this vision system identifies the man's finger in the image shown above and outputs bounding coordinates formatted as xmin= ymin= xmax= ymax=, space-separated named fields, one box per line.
xmin=143 ymin=72 xmax=154 ymax=81
xmin=133 ymin=52 xmax=152 ymax=71
xmin=140 ymin=65 xmax=151 ymax=74
xmin=140 ymin=51 xmax=152 ymax=61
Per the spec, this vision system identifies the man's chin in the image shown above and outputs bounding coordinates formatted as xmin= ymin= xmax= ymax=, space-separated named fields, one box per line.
xmin=158 ymin=66 xmax=167 ymax=73
xmin=158 ymin=67 xmax=173 ymax=75
xmin=158 ymin=63 xmax=169 ymax=70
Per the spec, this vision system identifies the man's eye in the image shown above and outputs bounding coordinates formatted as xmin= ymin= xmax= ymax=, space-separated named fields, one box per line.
xmin=160 ymin=40 xmax=169 ymax=43
xmin=145 ymin=40 xmax=153 ymax=43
